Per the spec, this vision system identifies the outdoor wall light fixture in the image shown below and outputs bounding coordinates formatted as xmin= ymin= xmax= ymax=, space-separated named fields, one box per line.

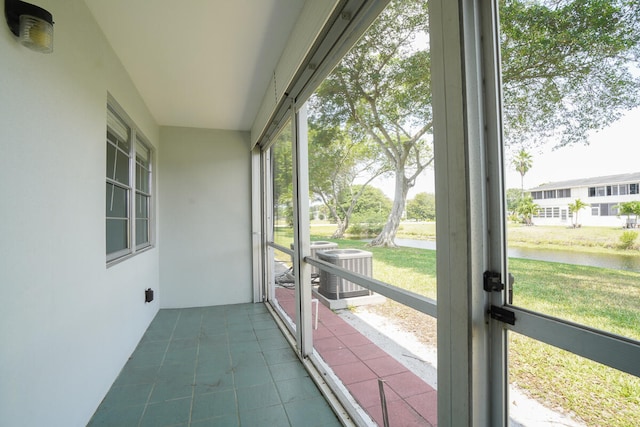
xmin=5 ymin=0 xmax=54 ymax=53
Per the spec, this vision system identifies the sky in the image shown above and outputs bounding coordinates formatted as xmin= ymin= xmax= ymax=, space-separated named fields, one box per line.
xmin=371 ymin=107 xmax=640 ymax=199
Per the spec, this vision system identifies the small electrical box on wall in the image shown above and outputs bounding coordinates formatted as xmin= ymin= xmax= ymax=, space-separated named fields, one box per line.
xmin=145 ymin=288 xmax=154 ymax=303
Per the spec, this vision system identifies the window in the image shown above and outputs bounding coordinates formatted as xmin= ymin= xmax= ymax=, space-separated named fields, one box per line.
xmin=557 ymin=188 xmax=571 ymax=198
xmin=544 ymin=190 xmax=556 ymax=199
xmin=591 ymin=184 xmax=639 ymax=197
xmin=498 ymin=0 xmax=640 ymax=423
xmin=610 ymin=203 xmax=619 ymax=216
xmin=135 ymin=139 xmax=151 ymax=247
xmin=531 ymin=191 xmax=543 ymax=200
xmin=596 ymin=203 xmax=620 ymax=216
xmin=590 ymin=203 xmax=620 ymax=217
xmin=106 ymin=103 xmax=153 ymax=262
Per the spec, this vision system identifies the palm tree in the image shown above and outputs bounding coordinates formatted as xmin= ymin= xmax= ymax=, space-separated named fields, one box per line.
xmin=617 ymin=201 xmax=640 ymax=228
xmin=516 ymin=196 xmax=539 ymax=226
xmin=512 ymin=149 xmax=533 ymax=197
xmin=568 ymin=198 xmax=588 ymax=228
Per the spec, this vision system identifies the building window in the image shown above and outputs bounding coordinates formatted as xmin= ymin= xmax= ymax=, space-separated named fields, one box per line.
xmin=557 ymin=188 xmax=571 ymax=198
xmin=609 ymin=203 xmax=619 ymax=216
xmin=531 ymin=191 xmax=543 ymax=200
xmin=590 ymin=203 xmax=621 ymax=217
xmin=544 ymin=190 xmax=556 ymax=199
xmin=553 ymin=207 xmax=560 ymax=218
xmin=106 ymin=104 xmax=153 ymax=262
xmin=588 ymin=184 xmax=640 ymax=197
xmin=588 ymin=186 xmax=606 ymax=197
xmin=600 ymin=203 xmax=619 ymax=216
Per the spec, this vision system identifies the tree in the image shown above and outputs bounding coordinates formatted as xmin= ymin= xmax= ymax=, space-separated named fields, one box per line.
xmin=272 ymin=127 xmax=294 ymax=227
xmin=341 ymin=185 xmax=392 ymax=219
xmin=307 ymin=121 xmax=388 ymax=238
xmin=312 ymin=0 xmax=432 ymax=246
xmin=506 ymin=188 xmax=524 ymax=216
xmin=312 ymin=0 xmax=640 ymax=246
xmin=512 ymin=149 xmax=533 ymax=196
xmin=515 ymin=196 xmax=539 ymax=225
xmin=500 ymin=0 xmax=640 ymax=148
xmin=568 ymin=198 xmax=588 ymax=227
xmin=406 ymin=192 xmax=436 ymax=221
xmin=617 ymin=201 xmax=640 ymax=228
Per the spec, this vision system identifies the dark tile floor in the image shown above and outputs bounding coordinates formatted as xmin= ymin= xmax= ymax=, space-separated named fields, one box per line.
xmin=89 ymin=304 xmax=341 ymax=427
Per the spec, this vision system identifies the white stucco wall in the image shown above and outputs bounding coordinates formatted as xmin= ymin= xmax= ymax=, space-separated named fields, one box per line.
xmin=0 ymin=1 xmax=160 ymax=425
xmin=159 ymin=127 xmax=253 ymax=308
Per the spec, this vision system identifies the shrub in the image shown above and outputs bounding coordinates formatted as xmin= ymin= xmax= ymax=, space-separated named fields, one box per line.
xmin=348 ymin=221 xmax=384 ymax=236
xmin=618 ymin=230 xmax=638 ymax=250
xmin=347 ymin=213 xmax=385 ymax=236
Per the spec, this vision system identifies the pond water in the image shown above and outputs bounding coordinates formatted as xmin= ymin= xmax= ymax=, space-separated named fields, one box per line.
xmin=391 ymin=238 xmax=640 ymax=273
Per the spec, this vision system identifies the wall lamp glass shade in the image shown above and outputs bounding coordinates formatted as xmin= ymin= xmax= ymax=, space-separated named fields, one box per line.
xmin=5 ymin=0 xmax=54 ymax=53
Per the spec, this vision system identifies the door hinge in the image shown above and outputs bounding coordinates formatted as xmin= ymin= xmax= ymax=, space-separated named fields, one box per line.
xmin=490 ymin=305 xmax=516 ymax=325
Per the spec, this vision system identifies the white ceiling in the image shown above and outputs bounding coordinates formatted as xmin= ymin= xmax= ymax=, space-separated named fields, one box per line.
xmin=84 ymin=0 xmax=306 ymax=131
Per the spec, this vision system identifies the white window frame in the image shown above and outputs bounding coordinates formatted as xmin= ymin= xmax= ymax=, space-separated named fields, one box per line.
xmin=106 ymin=97 xmax=154 ymax=265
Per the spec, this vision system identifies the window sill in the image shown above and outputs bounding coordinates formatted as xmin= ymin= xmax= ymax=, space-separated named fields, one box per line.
xmin=106 ymin=244 xmax=154 ymax=268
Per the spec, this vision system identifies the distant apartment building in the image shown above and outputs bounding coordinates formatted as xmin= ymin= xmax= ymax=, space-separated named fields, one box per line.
xmin=527 ymin=172 xmax=640 ymax=227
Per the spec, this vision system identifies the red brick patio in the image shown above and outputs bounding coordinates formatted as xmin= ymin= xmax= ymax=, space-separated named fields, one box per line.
xmin=275 ymin=287 xmax=437 ymax=426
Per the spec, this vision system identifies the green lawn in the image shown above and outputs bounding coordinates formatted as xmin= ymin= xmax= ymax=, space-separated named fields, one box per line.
xmin=392 ymin=221 xmax=639 ymax=252
xmin=291 ymin=225 xmax=640 ymax=427
xmin=506 ymin=223 xmax=640 ymax=252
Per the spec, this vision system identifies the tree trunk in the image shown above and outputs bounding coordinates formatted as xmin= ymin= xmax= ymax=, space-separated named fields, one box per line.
xmin=331 ymin=219 xmax=348 ymax=238
xmin=370 ymin=170 xmax=409 ymax=247
xmin=326 ymin=202 xmax=348 ymax=239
